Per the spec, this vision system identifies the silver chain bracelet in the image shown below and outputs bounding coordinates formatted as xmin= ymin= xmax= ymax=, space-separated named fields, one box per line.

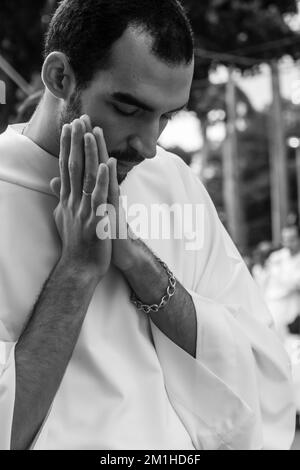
xmin=130 ymin=259 xmax=177 ymax=314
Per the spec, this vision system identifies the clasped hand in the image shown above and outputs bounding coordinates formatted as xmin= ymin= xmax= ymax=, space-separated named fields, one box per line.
xmin=50 ymin=115 xmax=138 ymax=280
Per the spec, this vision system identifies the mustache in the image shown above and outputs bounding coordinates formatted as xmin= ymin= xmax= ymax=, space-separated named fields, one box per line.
xmin=109 ymin=149 xmax=144 ymax=164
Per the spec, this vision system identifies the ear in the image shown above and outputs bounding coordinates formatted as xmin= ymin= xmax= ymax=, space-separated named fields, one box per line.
xmin=42 ymin=52 xmax=76 ymax=100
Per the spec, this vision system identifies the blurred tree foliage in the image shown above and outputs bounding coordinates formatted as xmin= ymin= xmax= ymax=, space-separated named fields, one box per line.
xmin=0 ymin=0 xmax=49 ymax=79
xmin=0 ymin=0 xmax=58 ymax=131
xmin=183 ymin=0 xmax=299 ymax=77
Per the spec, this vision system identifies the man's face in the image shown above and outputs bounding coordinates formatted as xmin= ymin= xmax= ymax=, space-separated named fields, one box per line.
xmin=60 ymin=27 xmax=194 ymax=183
xmin=281 ymin=227 xmax=300 ymax=255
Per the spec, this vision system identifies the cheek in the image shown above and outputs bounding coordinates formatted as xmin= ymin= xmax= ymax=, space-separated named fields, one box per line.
xmin=101 ymin=118 xmax=132 ymax=153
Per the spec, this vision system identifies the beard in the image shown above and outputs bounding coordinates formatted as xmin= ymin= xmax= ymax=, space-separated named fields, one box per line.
xmin=59 ymin=88 xmax=83 ymax=130
xmin=59 ymin=89 xmax=144 ymax=184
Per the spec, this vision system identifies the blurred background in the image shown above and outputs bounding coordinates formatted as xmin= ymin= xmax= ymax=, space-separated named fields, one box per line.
xmin=1 ymin=0 xmax=300 ymax=448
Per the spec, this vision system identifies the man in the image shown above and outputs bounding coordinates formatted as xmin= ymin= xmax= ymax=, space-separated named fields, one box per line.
xmin=0 ymin=0 xmax=295 ymax=450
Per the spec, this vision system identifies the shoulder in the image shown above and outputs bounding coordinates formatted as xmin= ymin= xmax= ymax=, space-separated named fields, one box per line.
xmin=154 ymin=146 xmax=214 ymax=205
xmin=0 ymin=124 xmax=26 ymax=171
xmin=0 ymin=124 xmax=24 ymax=149
xmin=155 ymin=145 xmax=193 ymax=175
xmin=0 ymin=125 xmax=17 ymax=155
xmin=268 ymin=248 xmax=286 ymax=264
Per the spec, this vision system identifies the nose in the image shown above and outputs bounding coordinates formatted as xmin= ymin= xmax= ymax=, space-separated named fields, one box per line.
xmin=128 ymin=121 xmax=160 ymax=159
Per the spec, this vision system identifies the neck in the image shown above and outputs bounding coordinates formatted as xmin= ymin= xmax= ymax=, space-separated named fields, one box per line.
xmin=23 ymin=91 xmax=61 ymax=158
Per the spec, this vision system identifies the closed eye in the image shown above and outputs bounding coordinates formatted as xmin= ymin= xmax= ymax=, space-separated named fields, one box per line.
xmin=113 ymin=105 xmax=138 ymax=117
xmin=113 ymin=104 xmax=183 ymax=121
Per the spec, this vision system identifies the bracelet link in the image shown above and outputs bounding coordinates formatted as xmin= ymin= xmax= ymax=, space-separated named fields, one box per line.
xmin=130 ymin=258 xmax=177 ymax=314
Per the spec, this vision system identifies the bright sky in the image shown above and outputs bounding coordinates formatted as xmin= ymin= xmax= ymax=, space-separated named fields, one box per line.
xmin=158 ymin=111 xmax=203 ymax=152
xmin=159 ymin=60 xmax=300 ymax=152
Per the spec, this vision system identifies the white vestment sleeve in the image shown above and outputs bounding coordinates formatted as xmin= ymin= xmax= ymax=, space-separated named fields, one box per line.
xmin=0 ymin=320 xmax=16 ymax=450
xmin=151 ymin=293 xmax=295 ymax=450
xmin=150 ymin=160 xmax=295 ymax=450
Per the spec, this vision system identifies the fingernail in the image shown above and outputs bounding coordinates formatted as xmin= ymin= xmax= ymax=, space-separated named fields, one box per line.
xmin=93 ymin=126 xmax=103 ymax=136
xmin=84 ymin=133 xmax=92 ymax=145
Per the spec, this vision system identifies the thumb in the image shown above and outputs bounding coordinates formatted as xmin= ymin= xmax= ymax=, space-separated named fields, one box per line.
xmin=50 ymin=177 xmax=61 ymax=198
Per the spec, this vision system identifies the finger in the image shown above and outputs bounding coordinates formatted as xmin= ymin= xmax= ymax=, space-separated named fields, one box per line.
xmin=107 ymin=157 xmax=120 ymax=207
xmin=80 ymin=133 xmax=98 ymax=218
xmin=93 ymin=127 xmax=109 ymax=164
xmin=80 ymin=114 xmax=93 ymax=133
xmin=83 ymin=133 xmax=98 ymax=192
xmin=59 ymin=124 xmax=71 ymax=201
xmin=91 ymin=163 xmax=109 ymax=216
xmin=107 ymin=157 xmax=127 ymax=237
xmin=50 ymin=177 xmax=61 ymax=199
xmin=69 ymin=119 xmax=85 ymax=203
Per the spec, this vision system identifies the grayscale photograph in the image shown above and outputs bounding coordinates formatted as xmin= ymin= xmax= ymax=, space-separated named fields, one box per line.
xmin=0 ymin=0 xmax=299 ymax=452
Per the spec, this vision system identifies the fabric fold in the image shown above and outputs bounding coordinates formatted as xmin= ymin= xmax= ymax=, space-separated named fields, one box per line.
xmin=0 ymin=342 xmax=16 ymax=449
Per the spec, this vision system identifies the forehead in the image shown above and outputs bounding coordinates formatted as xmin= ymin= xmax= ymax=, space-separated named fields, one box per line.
xmin=90 ymin=27 xmax=194 ymax=111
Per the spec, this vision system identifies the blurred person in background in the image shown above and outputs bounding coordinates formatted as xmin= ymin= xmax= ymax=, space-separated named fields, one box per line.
xmin=0 ymin=0 xmax=295 ymax=450
xmin=252 ymin=241 xmax=274 ymax=294
xmin=263 ymin=225 xmax=300 ymax=340
xmin=262 ymin=225 xmax=300 ymax=425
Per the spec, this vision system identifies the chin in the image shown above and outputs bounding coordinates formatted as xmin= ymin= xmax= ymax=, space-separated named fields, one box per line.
xmin=117 ymin=168 xmax=128 ymax=184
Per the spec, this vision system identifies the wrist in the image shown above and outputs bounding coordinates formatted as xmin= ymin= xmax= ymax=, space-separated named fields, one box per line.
xmin=130 ymin=257 xmax=176 ymax=314
xmin=114 ymin=239 xmax=146 ymax=277
xmin=118 ymin=239 xmax=146 ymax=276
xmin=121 ymin=242 xmax=170 ymax=306
xmin=57 ymin=255 xmax=104 ymax=286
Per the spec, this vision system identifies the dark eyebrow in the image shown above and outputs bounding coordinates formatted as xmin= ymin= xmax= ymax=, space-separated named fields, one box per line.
xmin=111 ymin=92 xmax=187 ymax=114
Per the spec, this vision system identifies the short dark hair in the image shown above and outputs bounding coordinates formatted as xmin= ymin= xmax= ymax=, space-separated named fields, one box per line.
xmin=44 ymin=0 xmax=194 ymax=89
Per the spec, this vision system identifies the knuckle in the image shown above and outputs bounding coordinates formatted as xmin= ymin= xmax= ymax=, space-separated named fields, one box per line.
xmin=68 ymin=160 xmax=79 ymax=174
xmin=59 ymin=157 xmax=65 ymax=171
xmin=67 ymin=196 xmax=77 ymax=213
xmin=77 ymin=208 xmax=86 ymax=222
xmin=59 ymin=195 xmax=68 ymax=208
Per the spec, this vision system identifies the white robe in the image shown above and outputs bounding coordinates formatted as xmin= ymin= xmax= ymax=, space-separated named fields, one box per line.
xmin=0 ymin=124 xmax=295 ymax=450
